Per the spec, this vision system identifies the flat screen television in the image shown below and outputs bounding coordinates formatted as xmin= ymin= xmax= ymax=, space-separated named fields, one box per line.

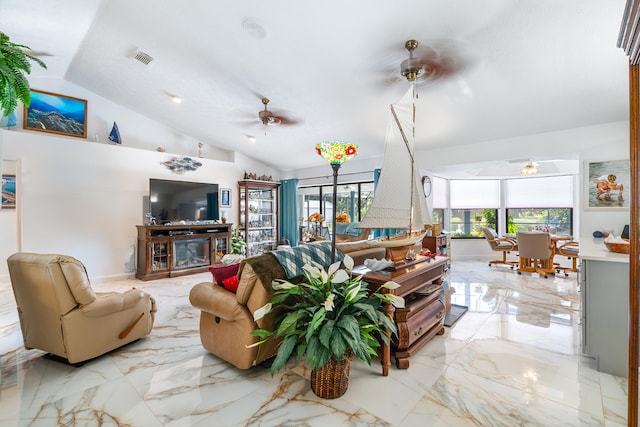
xmin=149 ymin=178 xmax=219 ymax=223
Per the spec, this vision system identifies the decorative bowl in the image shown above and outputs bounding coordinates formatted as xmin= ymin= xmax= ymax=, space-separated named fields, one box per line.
xmin=605 ymin=240 xmax=630 ymax=254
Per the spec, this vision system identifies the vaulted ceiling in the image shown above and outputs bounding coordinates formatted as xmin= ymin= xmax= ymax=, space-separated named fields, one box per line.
xmin=0 ymin=0 xmax=630 ymax=173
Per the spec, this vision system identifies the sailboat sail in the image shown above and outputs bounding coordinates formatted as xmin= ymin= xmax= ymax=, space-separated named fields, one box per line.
xmin=359 ymin=87 xmax=431 ymax=231
xmin=108 ymin=122 xmax=122 ymax=144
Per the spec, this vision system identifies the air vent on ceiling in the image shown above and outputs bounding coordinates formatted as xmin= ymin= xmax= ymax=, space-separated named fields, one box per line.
xmin=132 ymin=49 xmax=157 ymax=68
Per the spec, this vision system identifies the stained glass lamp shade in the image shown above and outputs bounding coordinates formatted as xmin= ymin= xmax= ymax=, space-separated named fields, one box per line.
xmin=315 ymin=141 xmax=358 ymax=262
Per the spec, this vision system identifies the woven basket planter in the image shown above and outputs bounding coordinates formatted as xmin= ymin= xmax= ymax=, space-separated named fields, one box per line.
xmin=310 ymin=353 xmax=353 ymax=399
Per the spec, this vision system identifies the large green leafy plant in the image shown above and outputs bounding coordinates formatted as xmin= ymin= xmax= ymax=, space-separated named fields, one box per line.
xmin=0 ymin=32 xmax=47 ymax=115
xmin=251 ymin=254 xmax=404 ymax=374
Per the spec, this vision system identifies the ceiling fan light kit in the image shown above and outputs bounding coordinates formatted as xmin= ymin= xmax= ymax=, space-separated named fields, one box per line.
xmin=520 ymin=162 xmax=539 ymax=175
xmin=400 ymin=39 xmax=435 ymax=84
xmin=259 ymin=97 xmax=281 ymax=126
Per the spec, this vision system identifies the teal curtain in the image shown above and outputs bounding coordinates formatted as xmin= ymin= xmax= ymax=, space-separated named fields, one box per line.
xmin=280 ymin=179 xmax=299 ymax=246
xmin=372 ymin=168 xmax=402 ymax=238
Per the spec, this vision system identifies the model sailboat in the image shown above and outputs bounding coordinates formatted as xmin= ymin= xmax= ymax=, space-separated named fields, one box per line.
xmin=359 ymin=86 xmax=432 ymax=261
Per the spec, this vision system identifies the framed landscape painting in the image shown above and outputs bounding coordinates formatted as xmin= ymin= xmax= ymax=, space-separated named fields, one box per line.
xmin=586 ymin=159 xmax=630 ymax=209
xmin=23 ymin=89 xmax=87 ymax=138
xmin=2 ymin=175 xmax=16 ymax=209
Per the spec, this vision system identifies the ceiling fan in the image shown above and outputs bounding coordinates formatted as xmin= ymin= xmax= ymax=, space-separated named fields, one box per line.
xmin=397 ymin=39 xmax=468 ymax=87
xmin=258 ymin=97 xmax=297 ymax=126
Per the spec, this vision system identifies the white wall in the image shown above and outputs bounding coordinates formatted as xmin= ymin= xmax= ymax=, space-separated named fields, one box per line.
xmin=0 ymin=79 xmax=278 ymax=282
xmin=24 ymin=77 xmax=234 ymax=162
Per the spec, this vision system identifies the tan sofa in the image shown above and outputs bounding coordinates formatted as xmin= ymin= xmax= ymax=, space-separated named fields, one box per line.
xmin=7 ymin=253 xmax=156 ymax=364
xmin=189 ymin=240 xmax=387 ymax=369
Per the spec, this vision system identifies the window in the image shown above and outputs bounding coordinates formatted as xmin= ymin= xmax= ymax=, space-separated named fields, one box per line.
xmin=506 ymin=208 xmax=573 ymax=235
xmin=450 ymin=208 xmax=498 ymax=238
xmin=432 ymin=208 xmax=445 ymax=225
xmin=504 ymin=175 xmax=574 ymax=235
xmin=299 ymin=182 xmax=374 ymax=240
xmin=449 ymin=179 xmax=500 ymax=239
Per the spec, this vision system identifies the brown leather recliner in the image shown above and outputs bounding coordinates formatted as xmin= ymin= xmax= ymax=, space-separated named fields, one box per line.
xmin=189 ymin=258 xmax=281 ymax=370
xmin=7 ymin=253 xmax=157 ymax=364
xmin=189 ymin=242 xmax=387 ymax=369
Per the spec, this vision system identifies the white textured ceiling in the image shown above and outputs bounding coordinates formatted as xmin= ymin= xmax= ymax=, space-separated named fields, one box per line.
xmin=0 ymin=0 xmax=630 ymax=173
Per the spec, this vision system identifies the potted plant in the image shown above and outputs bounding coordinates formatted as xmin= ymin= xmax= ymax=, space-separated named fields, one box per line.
xmin=231 ymin=226 xmax=246 ymax=256
xmin=0 ymin=32 xmax=47 ymax=116
xmin=251 ymin=254 xmax=404 ymax=399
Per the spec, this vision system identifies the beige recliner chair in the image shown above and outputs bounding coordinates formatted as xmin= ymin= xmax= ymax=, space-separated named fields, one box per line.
xmin=7 ymin=253 xmax=156 ymax=364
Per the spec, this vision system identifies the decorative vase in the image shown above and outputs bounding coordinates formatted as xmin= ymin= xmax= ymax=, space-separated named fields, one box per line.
xmin=310 ymin=353 xmax=353 ymax=399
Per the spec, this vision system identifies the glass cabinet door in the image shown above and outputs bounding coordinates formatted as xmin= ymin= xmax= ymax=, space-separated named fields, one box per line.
xmin=151 ymin=239 xmax=169 ymax=271
xmin=214 ymin=235 xmax=229 ymax=262
xmin=239 ymin=180 xmax=280 ymax=257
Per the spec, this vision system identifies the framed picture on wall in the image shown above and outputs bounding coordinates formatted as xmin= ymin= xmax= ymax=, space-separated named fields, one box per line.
xmin=23 ymin=89 xmax=88 ymax=138
xmin=2 ymin=175 xmax=16 ymax=209
xmin=221 ymin=188 xmax=231 ymax=208
xmin=585 ymin=159 xmax=630 ymax=209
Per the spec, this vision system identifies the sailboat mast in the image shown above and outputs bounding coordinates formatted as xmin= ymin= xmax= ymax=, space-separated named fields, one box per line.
xmin=389 ymin=91 xmax=418 ymax=232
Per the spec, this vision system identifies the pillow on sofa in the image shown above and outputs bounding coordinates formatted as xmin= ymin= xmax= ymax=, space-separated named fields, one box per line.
xmin=221 ymin=275 xmax=240 ymax=293
xmin=209 ymin=263 xmax=240 ymax=285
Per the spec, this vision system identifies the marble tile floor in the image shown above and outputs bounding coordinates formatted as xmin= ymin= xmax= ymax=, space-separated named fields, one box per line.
xmin=0 ymin=259 xmax=628 ymax=426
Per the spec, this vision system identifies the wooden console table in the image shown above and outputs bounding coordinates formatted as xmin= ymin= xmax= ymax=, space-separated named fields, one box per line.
xmin=356 ymin=256 xmax=448 ymax=376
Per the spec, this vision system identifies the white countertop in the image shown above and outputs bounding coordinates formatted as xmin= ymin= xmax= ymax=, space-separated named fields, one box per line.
xmin=579 ymin=238 xmax=629 ymax=263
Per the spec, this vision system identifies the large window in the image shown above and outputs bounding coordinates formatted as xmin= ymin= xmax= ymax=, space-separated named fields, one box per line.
xmin=299 ymin=182 xmax=374 ymax=239
xmin=506 ymin=208 xmax=573 ymax=235
xmin=450 ymin=208 xmax=498 ymax=238
xmin=504 ymin=175 xmax=574 ymax=235
xmin=449 ymin=179 xmax=500 ymax=239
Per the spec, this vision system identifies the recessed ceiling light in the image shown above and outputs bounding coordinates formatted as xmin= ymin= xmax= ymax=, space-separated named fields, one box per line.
xmin=171 ymin=95 xmax=182 ymax=104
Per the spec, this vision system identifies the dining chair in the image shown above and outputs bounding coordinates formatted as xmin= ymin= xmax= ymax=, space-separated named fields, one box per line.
xmin=482 ymin=227 xmax=518 ymax=268
xmin=555 ymin=241 xmax=579 ymax=276
xmin=516 ymin=231 xmax=556 ymax=278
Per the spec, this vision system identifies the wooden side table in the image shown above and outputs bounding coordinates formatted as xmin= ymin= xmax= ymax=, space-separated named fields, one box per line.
xmin=356 ymin=256 xmax=448 ymax=376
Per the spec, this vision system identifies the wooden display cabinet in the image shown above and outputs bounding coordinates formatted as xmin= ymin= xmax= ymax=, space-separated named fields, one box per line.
xmin=136 ymin=223 xmax=231 ymax=280
xmin=238 ymin=180 xmax=280 ymax=257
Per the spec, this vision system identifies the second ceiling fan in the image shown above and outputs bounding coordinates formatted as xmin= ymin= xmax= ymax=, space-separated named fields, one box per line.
xmin=258 ymin=97 xmax=298 ymax=127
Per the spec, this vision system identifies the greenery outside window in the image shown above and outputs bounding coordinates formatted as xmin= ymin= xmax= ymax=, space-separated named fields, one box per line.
xmin=506 ymin=208 xmax=572 ymax=235
xmin=450 ymin=209 xmax=497 ymax=238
